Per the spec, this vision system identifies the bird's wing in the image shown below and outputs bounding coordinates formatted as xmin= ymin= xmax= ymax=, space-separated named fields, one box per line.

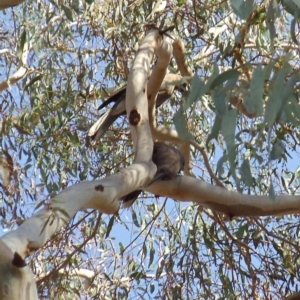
xmin=97 ymin=86 xmax=127 ymax=110
xmin=88 ymin=109 xmax=119 ymax=144
xmin=89 ymin=73 xmax=183 ymax=143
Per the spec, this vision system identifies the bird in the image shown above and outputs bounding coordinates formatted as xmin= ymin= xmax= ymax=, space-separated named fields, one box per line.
xmin=122 ymin=142 xmax=185 ymax=207
xmin=88 ymin=73 xmax=184 ymax=143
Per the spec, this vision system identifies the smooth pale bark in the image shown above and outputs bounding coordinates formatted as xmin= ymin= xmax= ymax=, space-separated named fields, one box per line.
xmin=126 ymin=30 xmax=162 ymax=160
xmin=0 ymin=240 xmax=37 ymax=299
xmin=148 ymin=38 xmax=173 ymax=126
xmin=173 ymin=39 xmax=193 ymax=78
xmin=145 ymin=176 xmax=300 ymax=217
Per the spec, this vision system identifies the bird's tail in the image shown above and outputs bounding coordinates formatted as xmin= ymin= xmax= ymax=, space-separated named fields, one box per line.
xmin=121 ymin=190 xmax=142 ymax=208
xmin=88 ymin=109 xmax=119 ymax=144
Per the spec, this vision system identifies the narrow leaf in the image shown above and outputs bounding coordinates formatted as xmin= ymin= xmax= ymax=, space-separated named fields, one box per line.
xmin=270 ymin=139 xmax=285 ymax=161
xmin=207 ymin=114 xmax=222 ymax=144
xmin=264 ymin=64 xmax=290 ymax=127
xmin=17 ymin=30 xmax=26 ymax=57
xmin=230 ymin=0 xmax=254 ymax=19
xmin=210 ymin=69 xmax=240 ymax=90
xmin=211 ymin=87 xmax=227 ymax=116
xmin=105 ymin=216 xmax=115 ymax=238
xmin=185 ymin=74 xmax=205 ymax=109
xmin=132 ymin=209 xmax=140 ymax=228
xmin=221 ymin=109 xmax=237 ymax=176
xmin=247 ymin=65 xmax=264 ymax=116
xmin=290 ymin=18 xmax=298 ymax=44
xmin=240 ymin=159 xmax=253 ymax=187
xmin=174 ymin=107 xmax=194 ymax=141
xmin=149 ymin=246 xmax=155 ymax=267
xmin=62 ymin=5 xmax=73 ymax=21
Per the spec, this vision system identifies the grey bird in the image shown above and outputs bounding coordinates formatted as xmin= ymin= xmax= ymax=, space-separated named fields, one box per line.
xmin=122 ymin=142 xmax=185 ymax=207
xmin=88 ymin=73 xmax=184 ymax=143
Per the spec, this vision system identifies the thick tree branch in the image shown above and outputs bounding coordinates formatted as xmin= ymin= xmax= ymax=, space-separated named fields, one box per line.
xmin=126 ymin=30 xmax=161 ymax=158
xmin=147 ymin=38 xmax=173 ymax=127
xmin=145 ymin=176 xmax=300 ymax=217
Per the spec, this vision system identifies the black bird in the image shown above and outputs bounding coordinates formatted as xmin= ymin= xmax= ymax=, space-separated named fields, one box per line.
xmin=88 ymin=73 xmax=183 ymax=143
xmin=122 ymin=142 xmax=185 ymax=207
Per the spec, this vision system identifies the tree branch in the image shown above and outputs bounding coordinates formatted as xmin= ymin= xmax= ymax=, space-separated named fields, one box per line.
xmin=145 ymin=176 xmax=300 ymax=217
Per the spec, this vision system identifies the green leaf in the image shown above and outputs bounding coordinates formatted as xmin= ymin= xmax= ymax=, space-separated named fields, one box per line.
xmin=142 ymin=244 xmax=147 ymax=258
xmin=24 ymin=74 xmax=43 ymax=90
xmin=62 ymin=5 xmax=73 ymax=21
xmin=247 ymin=65 xmax=264 ymax=116
xmin=240 ymin=159 xmax=253 ymax=187
xmin=216 ymin=153 xmax=227 ymax=176
xmin=269 ymin=182 xmax=276 ymax=200
xmin=266 ymin=1 xmax=276 ymax=49
xmin=210 ymin=69 xmax=240 ymax=90
xmin=222 ymin=109 xmax=237 ymax=151
xmin=207 ymin=114 xmax=222 ymax=144
xmin=105 ymin=216 xmax=115 ymax=238
xmin=212 ymin=86 xmax=227 ymax=116
xmin=230 ymin=0 xmax=254 ymax=20
xmin=185 ymin=74 xmax=206 ymax=109
xmin=17 ymin=30 xmax=26 ymax=58
xmin=290 ymin=18 xmax=298 ymax=44
xmin=221 ymin=109 xmax=237 ymax=177
xmin=264 ymin=63 xmax=291 ymax=128
xmin=174 ymin=106 xmax=194 ymax=142
xmin=284 ymin=95 xmax=300 ymax=126
xmin=280 ymin=74 xmax=299 ymax=113
xmin=270 ymin=139 xmax=285 ymax=161
xmin=119 ymin=242 xmax=125 ymax=253
xmin=282 ymin=0 xmax=300 ymax=18
xmin=132 ymin=209 xmax=140 ymax=227
xmin=206 ymin=62 xmax=220 ymax=88
xmin=235 ymin=224 xmax=248 ymax=238
xmin=72 ymin=0 xmax=80 ymax=13
xmin=149 ymin=246 xmax=155 ymax=267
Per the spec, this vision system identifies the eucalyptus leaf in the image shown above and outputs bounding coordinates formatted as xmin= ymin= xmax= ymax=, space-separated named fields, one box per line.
xmin=282 ymin=0 xmax=300 ymax=18
xmin=210 ymin=69 xmax=240 ymax=90
xmin=270 ymin=139 xmax=285 ymax=161
xmin=290 ymin=18 xmax=298 ymax=44
xmin=185 ymin=75 xmax=206 ymax=109
xmin=240 ymin=159 xmax=253 ymax=187
xmin=207 ymin=114 xmax=222 ymax=144
xmin=264 ymin=63 xmax=291 ymax=128
xmin=174 ymin=107 xmax=194 ymax=142
xmin=221 ymin=109 xmax=237 ymax=177
xmin=230 ymin=0 xmax=254 ymax=19
xmin=17 ymin=30 xmax=26 ymax=58
xmin=211 ymin=87 xmax=227 ymax=116
xmin=62 ymin=5 xmax=73 ymax=21
xmin=247 ymin=65 xmax=264 ymax=116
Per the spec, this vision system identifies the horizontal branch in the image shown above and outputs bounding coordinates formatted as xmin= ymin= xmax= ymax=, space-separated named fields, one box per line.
xmin=145 ymin=176 xmax=300 ymax=217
